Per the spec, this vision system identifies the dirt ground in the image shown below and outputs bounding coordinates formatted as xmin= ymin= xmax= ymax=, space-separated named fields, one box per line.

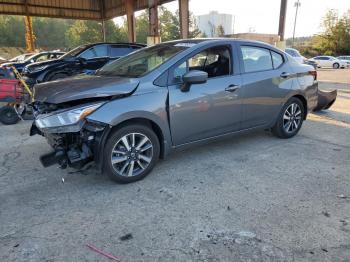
xmin=0 ymin=79 xmax=349 ymax=261
xmin=318 ymin=68 xmax=350 ymax=85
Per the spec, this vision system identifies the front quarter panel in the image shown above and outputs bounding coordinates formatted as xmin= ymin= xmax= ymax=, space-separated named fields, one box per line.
xmin=86 ymin=83 xmax=172 ymax=154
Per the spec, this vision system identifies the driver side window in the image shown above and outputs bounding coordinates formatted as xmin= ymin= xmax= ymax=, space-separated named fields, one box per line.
xmin=172 ymin=45 xmax=232 ymax=84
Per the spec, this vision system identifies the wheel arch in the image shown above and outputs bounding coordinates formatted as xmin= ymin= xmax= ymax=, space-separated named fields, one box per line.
xmin=291 ymin=94 xmax=308 ymax=119
xmin=108 ymin=117 xmax=167 ymax=159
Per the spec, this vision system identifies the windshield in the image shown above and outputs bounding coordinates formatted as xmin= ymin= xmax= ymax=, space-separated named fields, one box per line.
xmin=97 ymin=43 xmax=190 ymax=78
xmin=60 ymin=45 xmax=87 ymax=59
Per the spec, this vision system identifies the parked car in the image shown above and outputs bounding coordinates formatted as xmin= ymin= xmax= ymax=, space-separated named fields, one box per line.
xmin=308 ymin=56 xmax=347 ymax=69
xmin=1 ymin=51 xmax=65 ymax=73
xmin=0 ymin=56 xmax=7 ymax=63
xmin=30 ymin=39 xmax=318 ymax=183
xmin=285 ymin=48 xmax=306 ymax=64
xmin=336 ymin=56 xmax=350 ymax=67
xmin=22 ymin=42 xmax=146 ymax=86
xmin=9 ymin=53 xmax=35 ymax=63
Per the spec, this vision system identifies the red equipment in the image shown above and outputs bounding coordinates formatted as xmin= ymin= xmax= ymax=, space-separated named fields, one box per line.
xmin=0 ymin=79 xmax=23 ymax=102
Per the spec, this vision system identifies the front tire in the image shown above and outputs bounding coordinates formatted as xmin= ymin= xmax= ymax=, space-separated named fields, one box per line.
xmin=103 ymin=124 xmax=160 ymax=183
xmin=333 ymin=63 xmax=340 ymax=69
xmin=0 ymin=106 xmax=20 ymax=125
xmin=272 ymin=97 xmax=305 ymax=139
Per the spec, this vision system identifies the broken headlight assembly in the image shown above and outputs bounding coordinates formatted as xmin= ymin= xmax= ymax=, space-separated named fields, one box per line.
xmin=35 ymin=102 xmax=105 ymax=133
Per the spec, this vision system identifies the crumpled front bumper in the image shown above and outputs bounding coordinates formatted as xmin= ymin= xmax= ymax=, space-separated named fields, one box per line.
xmin=30 ymin=120 xmax=110 ymax=170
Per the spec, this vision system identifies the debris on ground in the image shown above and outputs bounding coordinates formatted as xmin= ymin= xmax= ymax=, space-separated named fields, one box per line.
xmin=86 ymin=244 xmax=120 ymax=262
xmin=337 ymin=194 xmax=349 ymax=199
xmin=119 ymin=233 xmax=133 ymax=241
xmin=322 ymin=211 xmax=330 ymax=217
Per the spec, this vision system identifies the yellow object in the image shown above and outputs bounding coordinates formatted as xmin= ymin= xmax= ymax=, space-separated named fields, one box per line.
xmin=24 ymin=16 xmax=36 ymax=52
xmin=10 ymin=66 xmax=33 ymax=100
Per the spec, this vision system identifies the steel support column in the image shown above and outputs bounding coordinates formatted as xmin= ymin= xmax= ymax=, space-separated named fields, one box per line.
xmin=148 ymin=0 xmax=160 ymax=45
xmin=125 ymin=0 xmax=136 ymax=43
xmin=99 ymin=0 xmax=106 ymax=41
xmin=179 ymin=0 xmax=189 ymax=39
xmin=278 ymin=0 xmax=288 ymax=41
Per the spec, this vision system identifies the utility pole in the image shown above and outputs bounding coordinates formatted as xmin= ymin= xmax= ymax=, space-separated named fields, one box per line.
xmin=278 ymin=0 xmax=288 ymax=42
xmin=292 ymin=0 xmax=301 ymax=47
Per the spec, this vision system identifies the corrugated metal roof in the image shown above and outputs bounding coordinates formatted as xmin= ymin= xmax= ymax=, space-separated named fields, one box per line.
xmin=0 ymin=0 xmax=175 ymax=20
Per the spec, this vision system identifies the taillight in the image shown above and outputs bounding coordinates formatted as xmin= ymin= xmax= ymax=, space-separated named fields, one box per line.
xmin=309 ymin=70 xmax=317 ymax=80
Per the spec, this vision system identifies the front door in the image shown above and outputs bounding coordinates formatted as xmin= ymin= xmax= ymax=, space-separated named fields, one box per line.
xmin=168 ymin=45 xmax=243 ymax=146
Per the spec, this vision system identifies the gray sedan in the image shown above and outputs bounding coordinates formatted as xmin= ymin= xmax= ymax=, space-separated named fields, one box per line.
xmin=31 ymin=39 xmax=318 ymax=183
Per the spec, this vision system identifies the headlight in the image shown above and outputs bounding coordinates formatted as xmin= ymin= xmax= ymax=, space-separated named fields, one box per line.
xmin=29 ymin=65 xmax=49 ymax=73
xmin=35 ymin=102 xmax=104 ymax=130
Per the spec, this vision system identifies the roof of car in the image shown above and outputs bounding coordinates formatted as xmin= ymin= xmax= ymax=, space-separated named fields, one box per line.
xmin=162 ymin=38 xmax=281 ymax=47
xmin=85 ymin=42 xmax=147 ymax=48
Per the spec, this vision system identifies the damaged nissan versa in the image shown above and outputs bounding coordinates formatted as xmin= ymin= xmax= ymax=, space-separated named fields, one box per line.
xmin=31 ymin=39 xmax=318 ymax=183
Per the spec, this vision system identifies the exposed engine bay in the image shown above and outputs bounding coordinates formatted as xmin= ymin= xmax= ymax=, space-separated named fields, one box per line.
xmin=30 ymin=99 xmax=110 ymax=170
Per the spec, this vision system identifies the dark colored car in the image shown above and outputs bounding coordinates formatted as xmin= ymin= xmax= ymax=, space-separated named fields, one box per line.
xmin=1 ymin=51 xmax=65 ymax=73
xmin=31 ymin=39 xmax=318 ymax=183
xmin=22 ymin=43 xmax=146 ymax=86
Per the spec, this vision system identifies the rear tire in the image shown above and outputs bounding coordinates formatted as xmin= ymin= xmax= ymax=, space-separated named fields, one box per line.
xmin=103 ymin=124 xmax=160 ymax=183
xmin=272 ymin=97 xmax=305 ymax=139
xmin=333 ymin=63 xmax=340 ymax=69
xmin=0 ymin=106 xmax=20 ymax=125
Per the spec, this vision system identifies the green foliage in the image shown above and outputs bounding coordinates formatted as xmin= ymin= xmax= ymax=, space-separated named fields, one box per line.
xmin=287 ymin=9 xmax=350 ymax=57
xmin=0 ymin=16 xmax=25 ymax=47
xmin=33 ymin=18 xmax=73 ymax=49
xmin=311 ymin=9 xmax=350 ymax=55
xmin=0 ymin=6 xmax=206 ymax=49
xmin=216 ymin=25 xmax=225 ymax=37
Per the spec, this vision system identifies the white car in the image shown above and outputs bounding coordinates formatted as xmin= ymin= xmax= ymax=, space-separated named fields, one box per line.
xmin=285 ymin=48 xmax=306 ymax=64
xmin=309 ymin=56 xmax=347 ymax=69
xmin=336 ymin=56 xmax=350 ymax=68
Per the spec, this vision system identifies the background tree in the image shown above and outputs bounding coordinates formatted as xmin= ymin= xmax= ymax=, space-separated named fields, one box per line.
xmin=0 ymin=6 xmax=206 ymax=53
xmin=216 ymin=25 xmax=225 ymax=37
xmin=311 ymin=9 xmax=350 ymax=55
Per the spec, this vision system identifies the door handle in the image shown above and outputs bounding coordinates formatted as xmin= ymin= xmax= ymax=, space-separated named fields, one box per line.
xmin=280 ymin=72 xmax=291 ymax=78
xmin=225 ymin=84 xmax=240 ymax=92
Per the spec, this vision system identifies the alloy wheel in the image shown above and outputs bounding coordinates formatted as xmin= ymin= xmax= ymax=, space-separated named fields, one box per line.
xmin=110 ymin=132 xmax=153 ymax=177
xmin=283 ymin=103 xmax=302 ymax=133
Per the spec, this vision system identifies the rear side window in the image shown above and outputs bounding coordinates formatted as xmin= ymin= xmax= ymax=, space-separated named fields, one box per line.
xmin=79 ymin=45 xmax=108 ymax=59
xmin=271 ymin=51 xmax=284 ymax=68
xmin=110 ymin=45 xmax=134 ymax=57
xmin=241 ymin=46 xmax=273 ymax=73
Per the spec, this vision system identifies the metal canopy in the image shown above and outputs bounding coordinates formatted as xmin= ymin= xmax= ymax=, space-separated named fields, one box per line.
xmin=0 ymin=0 xmax=174 ymax=20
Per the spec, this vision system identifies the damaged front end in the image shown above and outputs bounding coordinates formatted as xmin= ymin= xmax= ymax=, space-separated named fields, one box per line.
xmin=30 ymin=100 xmax=110 ymax=170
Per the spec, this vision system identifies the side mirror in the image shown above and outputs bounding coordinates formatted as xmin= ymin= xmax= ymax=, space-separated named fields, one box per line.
xmin=77 ymin=57 xmax=87 ymax=65
xmin=181 ymin=70 xmax=208 ymax=92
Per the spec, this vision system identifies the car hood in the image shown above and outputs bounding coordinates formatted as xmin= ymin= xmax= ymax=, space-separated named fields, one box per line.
xmin=33 ymin=74 xmax=139 ymax=104
xmin=1 ymin=61 xmax=23 ymax=67
xmin=27 ymin=58 xmax=61 ymax=69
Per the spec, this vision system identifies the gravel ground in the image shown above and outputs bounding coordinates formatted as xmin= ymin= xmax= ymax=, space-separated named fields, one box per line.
xmin=0 ymin=91 xmax=350 ymax=262
xmin=317 ymin=68 xmax=350 ymax=85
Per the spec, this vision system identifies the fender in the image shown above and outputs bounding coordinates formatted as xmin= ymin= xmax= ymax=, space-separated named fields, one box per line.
xmin=87 ymin=87 xmax=173 ymax=157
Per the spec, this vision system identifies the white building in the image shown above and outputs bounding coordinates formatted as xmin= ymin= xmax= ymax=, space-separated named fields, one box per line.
xmin=196 ymin=11 xmax=233 ymax=37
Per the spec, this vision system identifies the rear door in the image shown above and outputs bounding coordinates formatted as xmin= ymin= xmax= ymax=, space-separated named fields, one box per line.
xmin=168 ymin=43 xmax=243 ymax=146
xmin=237 ymin=44 xmax=294 ymax=129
